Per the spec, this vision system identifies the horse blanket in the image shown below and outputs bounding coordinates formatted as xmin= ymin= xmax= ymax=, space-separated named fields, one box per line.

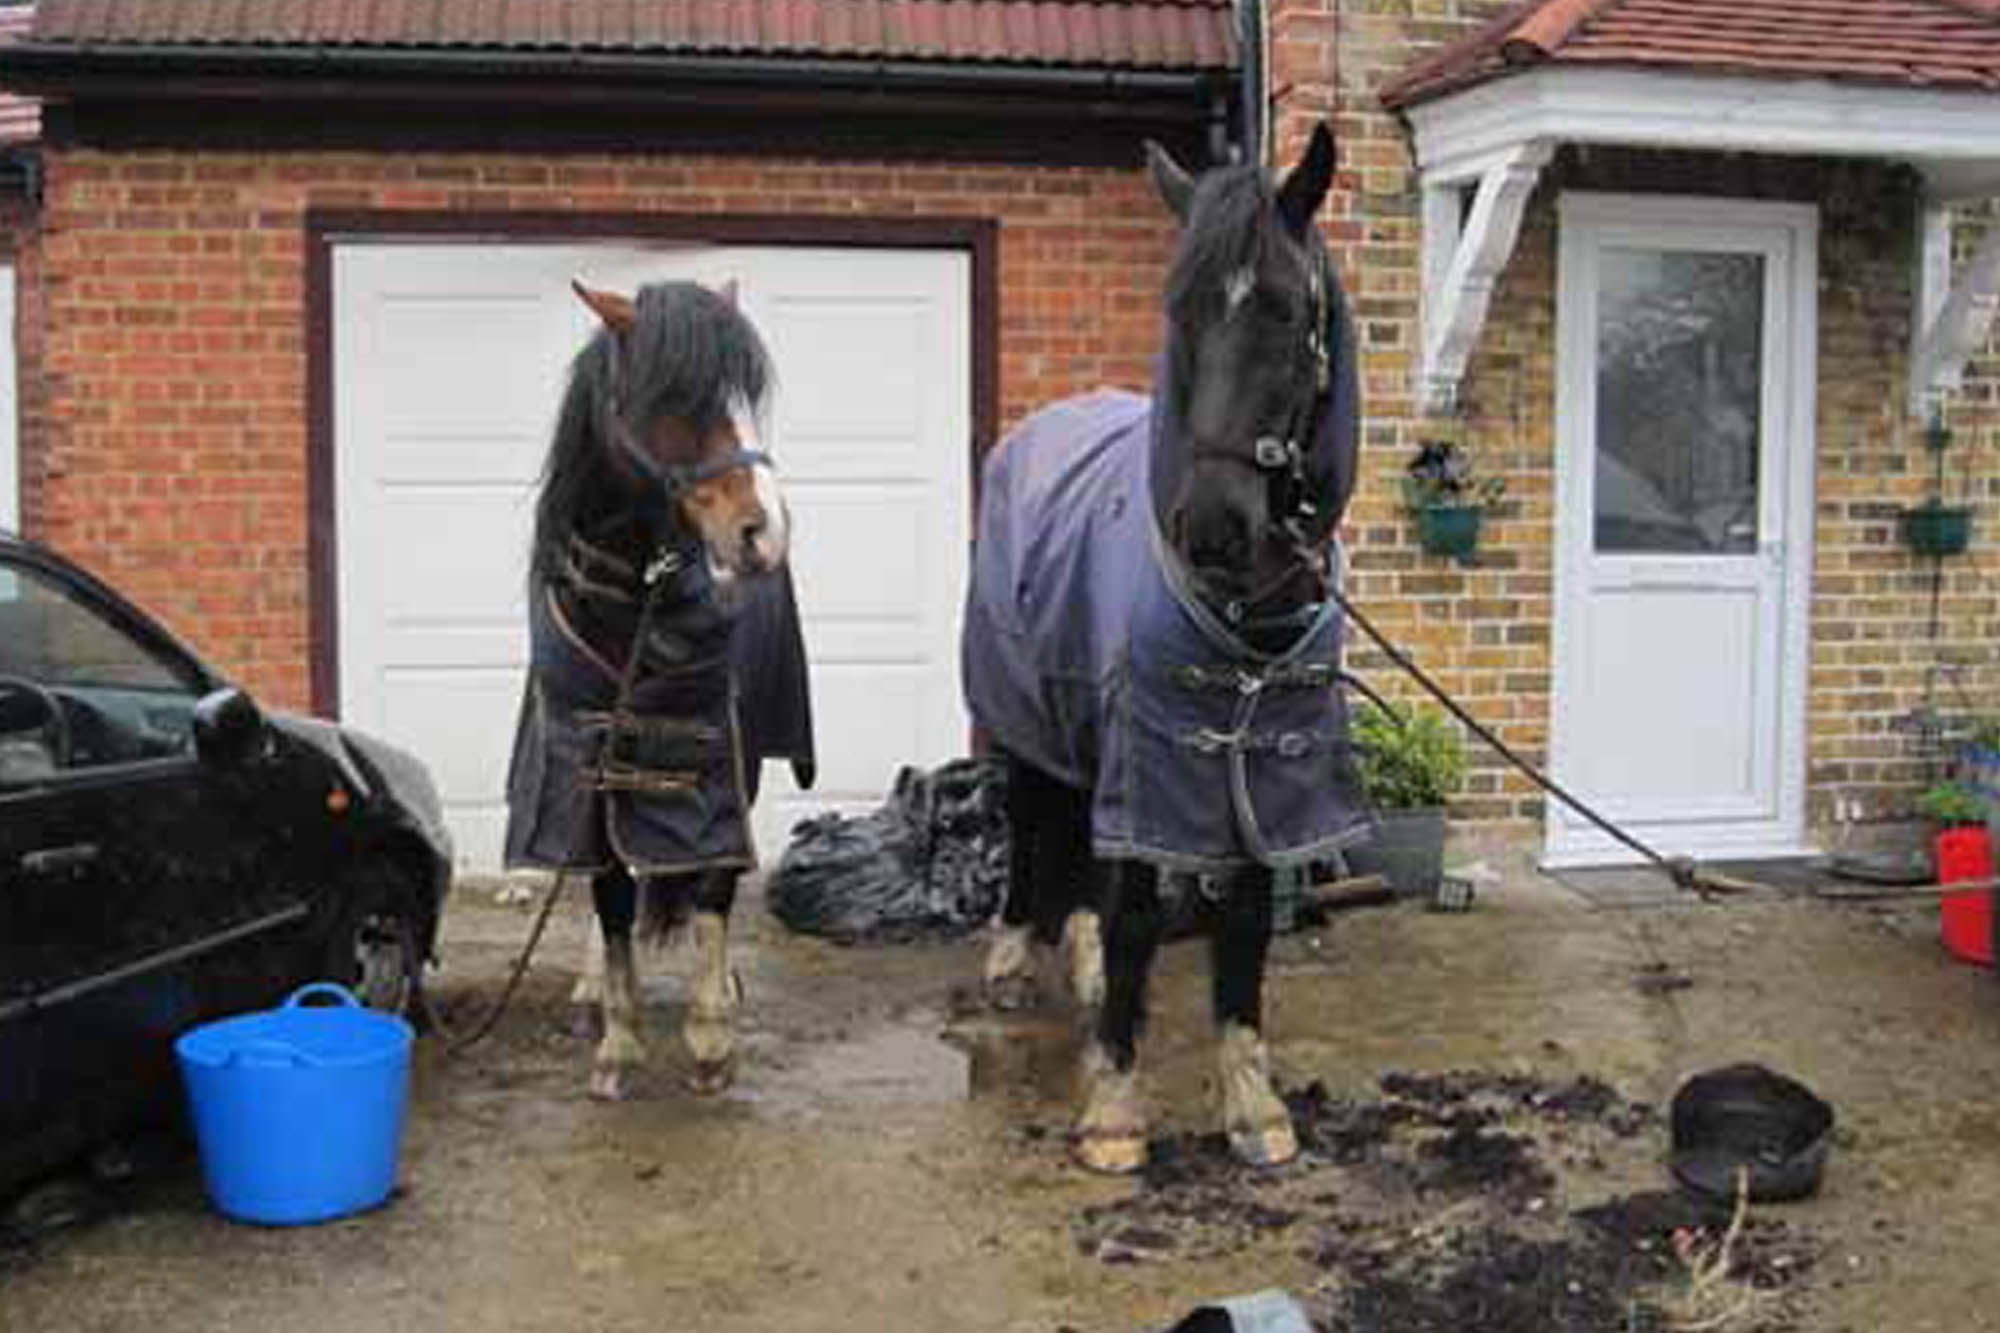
xmin=505 ymin=530 xmax=815 ymax=877
xmin=962 ymin=389 xmax=1368 ymax=872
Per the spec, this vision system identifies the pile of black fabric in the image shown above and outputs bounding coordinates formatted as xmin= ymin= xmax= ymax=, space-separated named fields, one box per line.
xmin=765 ymin=758 xmax=1008 ymax=943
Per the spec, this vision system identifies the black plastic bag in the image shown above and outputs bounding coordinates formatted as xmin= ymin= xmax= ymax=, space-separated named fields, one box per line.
xmin=765 ymin=758 xmax=1007 ymax=943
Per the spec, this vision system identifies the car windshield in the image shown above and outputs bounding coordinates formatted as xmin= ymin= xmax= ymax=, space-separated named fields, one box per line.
xmin=0 ymin=559 xmax=207 ymax=776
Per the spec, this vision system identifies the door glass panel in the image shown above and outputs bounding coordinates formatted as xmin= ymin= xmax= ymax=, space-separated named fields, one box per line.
xmin=0 ymin=560 xmax=203 ymax=776
xmin=1594 ymin=248 xmax=1763 ymax=554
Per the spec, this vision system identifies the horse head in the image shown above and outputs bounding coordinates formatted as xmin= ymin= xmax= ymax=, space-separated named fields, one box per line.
xmin=1148 ymin=123 xmax=1356 ymax=626
xmin=567 ymin=279 xmax=788 ymax=590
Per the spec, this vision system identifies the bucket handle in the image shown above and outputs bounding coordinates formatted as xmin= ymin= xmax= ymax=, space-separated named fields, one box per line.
xmin=224 ymin=1039 xmax=313 ymax=1069
xmin=284 ymin=982 xmax=364 ymax=1010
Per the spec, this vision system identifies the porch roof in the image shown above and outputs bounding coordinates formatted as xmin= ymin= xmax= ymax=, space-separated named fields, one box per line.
xmin=1381 ymin=0 xmax=2000 ymax=110
xmin=1384 ymin=0 xmax=2000 ymax=418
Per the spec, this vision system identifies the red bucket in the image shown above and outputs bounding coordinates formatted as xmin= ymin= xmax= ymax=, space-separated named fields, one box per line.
xmin=1937 ymin=826 xmax=1996 ymax=966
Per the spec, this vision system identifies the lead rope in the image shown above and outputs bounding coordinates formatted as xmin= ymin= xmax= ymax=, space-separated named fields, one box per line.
xmin=422 ymin=547 xmax=684 ymax=1051
xmin=1332 ymin=586 xmax=1763 ymax=900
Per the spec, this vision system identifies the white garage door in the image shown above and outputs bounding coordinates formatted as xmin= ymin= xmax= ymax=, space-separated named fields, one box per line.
xmin=333 ymin=241 xmax=972 ymax=872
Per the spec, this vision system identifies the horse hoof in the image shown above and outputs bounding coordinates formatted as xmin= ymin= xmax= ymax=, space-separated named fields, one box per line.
xmin=687 ymin=1058 xmax=734 ymax=1096
xmin=588 ymin=1066 xmax=630 ymax=1101
xmin=985 ymin=975 xmax=1039 ymax=1013
xmin=1227 ymin=1120 xmax=1299 ymax=1169
xmin=1072 ymin=1130 xmax=1148 ymax=1176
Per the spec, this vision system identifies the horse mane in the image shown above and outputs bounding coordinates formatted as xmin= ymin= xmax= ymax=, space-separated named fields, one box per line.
xmin=531 ymin=281 xmax=775 ymax=578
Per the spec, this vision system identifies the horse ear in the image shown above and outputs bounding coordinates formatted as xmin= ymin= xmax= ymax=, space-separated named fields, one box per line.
xmin=571 ymin=279 xmax=634 ymax=333
xmin=715 ymin=277 xmax=741 ymax=308
xmin=1145 ymin=140 xmax=1194 ymax=226
xmin=1275 ymin=122 xmax=1337 ymax=237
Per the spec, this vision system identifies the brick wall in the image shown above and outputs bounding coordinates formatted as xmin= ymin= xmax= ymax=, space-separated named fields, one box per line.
xmin=1271 ymin=0 xmax=2000 ymax=839
xmin=25 ymin=149 xmax=1177 ymax=711
xmin=22 ymin=47 xmax=2000 ymax=841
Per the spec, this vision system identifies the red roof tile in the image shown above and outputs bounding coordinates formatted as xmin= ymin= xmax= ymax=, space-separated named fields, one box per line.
xmin=23 ymin=0 xmax=1235 ymax=71
xmin=0 ymin=5 xmax=38 ymax=145
xmin=1382 ymin=0 xmax=2000 ymax=107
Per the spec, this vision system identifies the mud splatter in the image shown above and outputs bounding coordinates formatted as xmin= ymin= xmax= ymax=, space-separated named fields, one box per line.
xmin=1072 ymin=1070 xmax=1817 ymax=1331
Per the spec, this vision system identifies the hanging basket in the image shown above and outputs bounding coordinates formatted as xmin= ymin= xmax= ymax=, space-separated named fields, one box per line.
xmin=1414 ymin=504 xmax=1483 ymax=560
xmin=1898 ymin=503 xmax=1973 ymax=557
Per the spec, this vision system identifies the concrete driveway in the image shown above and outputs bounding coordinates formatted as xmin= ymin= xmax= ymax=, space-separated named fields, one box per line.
xmin=4 ymin=856 xmax=1998 ymax=1333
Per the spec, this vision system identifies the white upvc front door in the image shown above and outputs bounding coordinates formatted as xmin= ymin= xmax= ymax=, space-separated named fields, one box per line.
xmin=1545 ymin=194 xmax=1817 ymax=866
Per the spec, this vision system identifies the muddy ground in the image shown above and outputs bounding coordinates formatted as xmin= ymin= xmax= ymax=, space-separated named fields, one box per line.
xmin=6 ymin=856 xmax=2000 ymax=1333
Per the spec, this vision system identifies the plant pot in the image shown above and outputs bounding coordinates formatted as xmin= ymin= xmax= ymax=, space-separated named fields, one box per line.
xmin=1898 ymin=503 xmax=1973 ymax=556
xmin=1935 ymin=824 xmax=1995 ymax=966
xmin=1414 ymin=504 xmax=1482 ymax=560
xmin=1963 ymin=743 xmax=2000 ymax=849
xmin=1345 ymin=807 xmax=1446 ymax=898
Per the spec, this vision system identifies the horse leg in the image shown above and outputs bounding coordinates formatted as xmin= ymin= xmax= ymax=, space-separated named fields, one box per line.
xmin=1074 ymin=860 xmax=1162 ymax=1174
xmin=589 ymin=865 xmax=645 ymax=1101
xmin=984 ymin=753 xmax=1052 ymax=1011
xmin=568 ymin=926 xmax=605 ymax=1038
xmin=1060 ymin=834 xmax=1106 ymax=1015
xmin=682 ymin=869 xmax=741 ymax=1095
xmin=1212 ymin=866 xmax=1297 ymax=1167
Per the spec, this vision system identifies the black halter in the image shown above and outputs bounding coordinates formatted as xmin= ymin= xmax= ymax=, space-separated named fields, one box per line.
xmin=1206 ymin=248 xmax=1335 ymax=633
xmin=600 ymin=396 xmax=773 ymax=498
xmin=598 ymin=337 xmax=774 ymax=500
xmin=1254 ymin=247 xmax=1332 ymax=549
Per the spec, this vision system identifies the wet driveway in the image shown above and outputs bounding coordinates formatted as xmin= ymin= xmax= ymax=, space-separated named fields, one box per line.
xmin=6 ymin=857 xmax=2000 ymax=1332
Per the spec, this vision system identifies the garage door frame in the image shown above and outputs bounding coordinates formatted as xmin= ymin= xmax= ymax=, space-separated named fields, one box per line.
xmin=305 ymin=208 xmax=998 ymax=720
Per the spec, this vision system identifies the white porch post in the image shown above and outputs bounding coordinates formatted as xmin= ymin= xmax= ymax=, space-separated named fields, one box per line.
xmin=1908 ymin=197 xmax=2000 ymax=418
xmin=1415 ymin=140 xmax=1555 ymax=415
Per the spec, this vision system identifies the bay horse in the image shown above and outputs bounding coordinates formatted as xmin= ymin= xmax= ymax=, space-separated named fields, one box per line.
xmin=963 ymin=124 xmax=1366 ymax=1173
xmin=505 ymin=278 xmax=814 ymax=1100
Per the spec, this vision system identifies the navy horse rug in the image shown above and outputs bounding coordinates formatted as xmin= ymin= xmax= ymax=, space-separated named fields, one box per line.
xmin=962 ymin=388 xmax=1369 ymax=874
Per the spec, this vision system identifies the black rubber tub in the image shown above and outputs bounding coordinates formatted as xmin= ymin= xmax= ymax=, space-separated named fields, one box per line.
xmin=1669 ymin=1063 xmax=1834 ymax=1203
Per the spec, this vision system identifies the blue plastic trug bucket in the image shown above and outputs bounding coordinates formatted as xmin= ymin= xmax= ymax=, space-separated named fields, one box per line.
xmin=175 ymin=982 xmax=414 ymax=1225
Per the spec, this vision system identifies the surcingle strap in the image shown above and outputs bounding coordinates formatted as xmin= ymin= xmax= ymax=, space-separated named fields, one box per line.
xmin=1171 ymin=662 xmax=1340 ymax=694
xmin=1175 ymin=727 xmax=1338 ymax=758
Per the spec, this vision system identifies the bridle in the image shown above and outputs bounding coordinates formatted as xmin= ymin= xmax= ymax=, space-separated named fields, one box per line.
xmin=1255 ymin=246 xmax=1332 ymax=550
xmin=1188 ymin=245 xmax=1336 ymax=631
xmin=598 ymin=340 xmax=773 ymax=501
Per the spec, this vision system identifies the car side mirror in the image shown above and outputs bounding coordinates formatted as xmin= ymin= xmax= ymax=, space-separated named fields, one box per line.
xmin=192 ymin=687 xmax=268 ymax=766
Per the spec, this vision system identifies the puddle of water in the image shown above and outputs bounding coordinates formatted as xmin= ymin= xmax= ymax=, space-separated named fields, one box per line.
xmin=946 ymin=1015 xmax=1085 ymax=1105
xmin=736 ymin=1009 xmax=1093 ymax=1116
xmin=749 ymin=1022 xmax=972 ymax=1111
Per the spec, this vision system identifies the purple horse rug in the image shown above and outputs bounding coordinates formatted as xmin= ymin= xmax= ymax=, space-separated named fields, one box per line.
xmin=961 ymin=389 xmax=1368 ymax=872
xmin=505 ymin=526 xmax=814 ymax=878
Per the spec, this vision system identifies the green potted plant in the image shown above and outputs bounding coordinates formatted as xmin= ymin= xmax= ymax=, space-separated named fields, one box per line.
xmin=1898 ymin=418 xmax=1974 ymax=557
xmin=1919 ymin=779 xmax=1996 ymax=965
xmin=1965 ymin=717 xmax=2000 ymax=847
xmin=1403 ymin=440 xmax=1505 ymax=561
xmin=1345 ymin=699 xmax=1467 ymax=897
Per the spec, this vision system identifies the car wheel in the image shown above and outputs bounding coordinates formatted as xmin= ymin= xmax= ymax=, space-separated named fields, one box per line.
xmin=4 ymin=1176 xmax=102 ymax=1239
xmin=326 ymin=867 xmax=427 ymax=1023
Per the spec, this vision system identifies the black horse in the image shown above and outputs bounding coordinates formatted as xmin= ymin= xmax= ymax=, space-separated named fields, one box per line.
xmin=505 ymin=279 xmax=813 ymax=1099
xmin=962 ymin=124 xmax=1366 ymax=1172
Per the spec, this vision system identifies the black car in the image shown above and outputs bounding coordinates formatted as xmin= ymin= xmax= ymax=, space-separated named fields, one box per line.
xmin=0 ymin=531 xmax=451 ymax=1198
